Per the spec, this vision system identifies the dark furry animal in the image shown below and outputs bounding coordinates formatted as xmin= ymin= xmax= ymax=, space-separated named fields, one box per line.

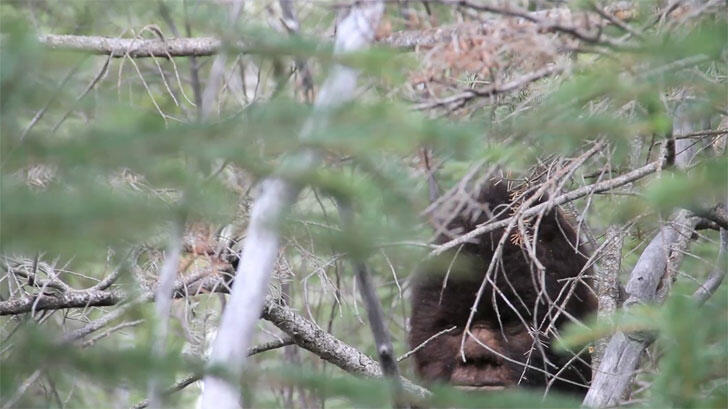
xmin=409 ymin=181 xmax=597 ymax=395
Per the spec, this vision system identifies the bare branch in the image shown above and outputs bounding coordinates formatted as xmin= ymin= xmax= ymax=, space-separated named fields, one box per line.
xmin=397 ymin=326 xmax=457 ymax=362
xmin=51 ymin=54 xmax=112 ymax=133
xmin=130 ymin=338 xmax=294 ymax=409
xmin=199 ymin=0 xmax=244 ymax=120
xmin=279 ymin=0 xmax=314 ymax=101
xmin=584 ymin=104 xmax=705 ymax=407
xmin=20 ymin=59 xmax=85 ymax=140
xmin=262 ymin=299 xmax=430 ymax=399
xmin=81 ymin=319 xmax=145 ymax=347
xmin=432 ymin=160 xmax=661 ymax=256
xmin=246 ymin=337 xmax=295 ymax=355
xmin=62 ymin=300 xmax=145 ymax=343
xmin=0 ymin=288 xmax=124 ymax=316
xmin=38 ymin=34 xmax=221 ymax=58
xmin=1 ymin=272 xmax=430 ymax=400
xmin=337 ymin=199 xmax=404 ymax=403
xmin=353 ymin=263 xmax=404 ymax=397
xmin=1 ymin=369 xmax=43 ymax=409
xmin=413 ymin=65 xmax=564 ymax=110
xmin=583 ymin=211 xmax=699 ymax=407
xmin=131 ymin=375 xmax=201 ymax=409
xmin=200 ymin=4 xmax=385 ymax=408
xmin=0 ymin=270 xmax=222 ymax=317
xmin=694 ymin=205 xmax=728 ymax=230
xmin=419 ymin=0 xmax=631 ymax=48
xmin=35 ymin=3 xmax=637 ymax=59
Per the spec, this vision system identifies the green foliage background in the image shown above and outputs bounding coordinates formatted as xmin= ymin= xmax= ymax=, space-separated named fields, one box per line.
xmin=1 ymin=1 xmax=726 ymax=408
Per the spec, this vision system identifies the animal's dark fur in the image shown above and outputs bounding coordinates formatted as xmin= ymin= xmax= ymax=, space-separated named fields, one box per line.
xmin=409 ymin=181 xmax=597 ymax=395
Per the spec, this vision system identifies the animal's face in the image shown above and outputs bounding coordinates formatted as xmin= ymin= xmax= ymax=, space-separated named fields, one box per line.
xmin=410 ymin=181 xmax=596 ymax=395
xmin=409 ymin=259 xmax=594 ymax=395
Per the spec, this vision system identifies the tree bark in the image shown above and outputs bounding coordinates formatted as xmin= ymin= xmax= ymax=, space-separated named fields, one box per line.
xmin=583 ymin=102 xmax=705 ymax=407
xmin=262 ymin=299 xmax=430 ymax=400
xmin=591 ymin=225 xmax=623 ymax=374
xmin=199 ymin=4 xmax=385 ymax=409
xmin=38 ymin=34 xmax=221 ymax=57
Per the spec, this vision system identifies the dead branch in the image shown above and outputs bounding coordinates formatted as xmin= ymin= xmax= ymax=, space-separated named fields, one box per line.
xmin=131 ymin=375 xmax=201 ymax=409
xmin=337 ymin=200 xmax=404 ymax=402
xmin=583 ymin=104 xmax=706 ymax=407
xmin=432 ymin=160 xmax=661 ymax=256
xmin=694 ymin=205 xmax=728 ymax=230
xmin=261 ymin=299 xmax=430 ymax=400
xmin=35 ymin=3 xmax=635 ymax=59
xmin=0 ymin=270 xmax=222 ymax=316
xmin=148 ymin=223 xmax=184 ymax=407
xmin=426 ymin=0 xmax=630 ymax=47
xmin=385 ymin=1 xmax=636 ymax=49
xmin=0 ymin=271 xmax=431 ymax=399
xmin=583 ymin=211 xmax=700 ymax=407
xmin=38 ymin=34 xmax=221 ymax=58
xmin=413 ymin=65 xmax=564 ymax=110
xmin=0 ymin=288 xmax=124 ymax=315
xmin=130 ymin=338 xmax=294 ymax=409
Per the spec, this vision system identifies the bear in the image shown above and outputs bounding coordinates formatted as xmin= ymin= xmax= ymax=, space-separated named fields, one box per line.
xmin=409 ymin=179 xmax=597 ymax=396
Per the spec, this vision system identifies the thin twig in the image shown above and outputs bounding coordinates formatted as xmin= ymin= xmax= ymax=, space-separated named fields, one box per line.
xmin=413 ymin=65 xmax=563 ymax=110
xmin=397 ymin=326 xmax=456 ymax=362
xmin=432 ymin=159 xmax=661 ymax=256
xmin=51 ymin=54 xmax=112 ymax=134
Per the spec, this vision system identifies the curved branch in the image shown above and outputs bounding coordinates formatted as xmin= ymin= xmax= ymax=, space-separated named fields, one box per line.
xmin=262 ymin=299 xmax=430 ymax=400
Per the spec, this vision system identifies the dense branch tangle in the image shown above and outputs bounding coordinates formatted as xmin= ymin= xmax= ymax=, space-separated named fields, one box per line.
xmin=7 ymin=1 xmax=726 ymax=408
xmin=36 ymin=4 xmax=632 ymax=57
xmin=0 ymin=262 xmax=429 ymax=397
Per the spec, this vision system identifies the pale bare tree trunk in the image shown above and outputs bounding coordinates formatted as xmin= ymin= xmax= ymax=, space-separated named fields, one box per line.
xmin=200 ymin=4 xmax=384 ymax=409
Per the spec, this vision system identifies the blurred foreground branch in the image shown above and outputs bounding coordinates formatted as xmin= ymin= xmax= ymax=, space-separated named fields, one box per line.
xmin=38 ymin=34 xmax=221 ymax=58
xmin=0 ymin=269 xmax=429 ymax=398
xmin=0 ymin=270 xmax=222 ymax=316
xmin=36 ymin=3 xmax=635 ymax=58
xmin=199 ymin=4 xmax=384 ymax=408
